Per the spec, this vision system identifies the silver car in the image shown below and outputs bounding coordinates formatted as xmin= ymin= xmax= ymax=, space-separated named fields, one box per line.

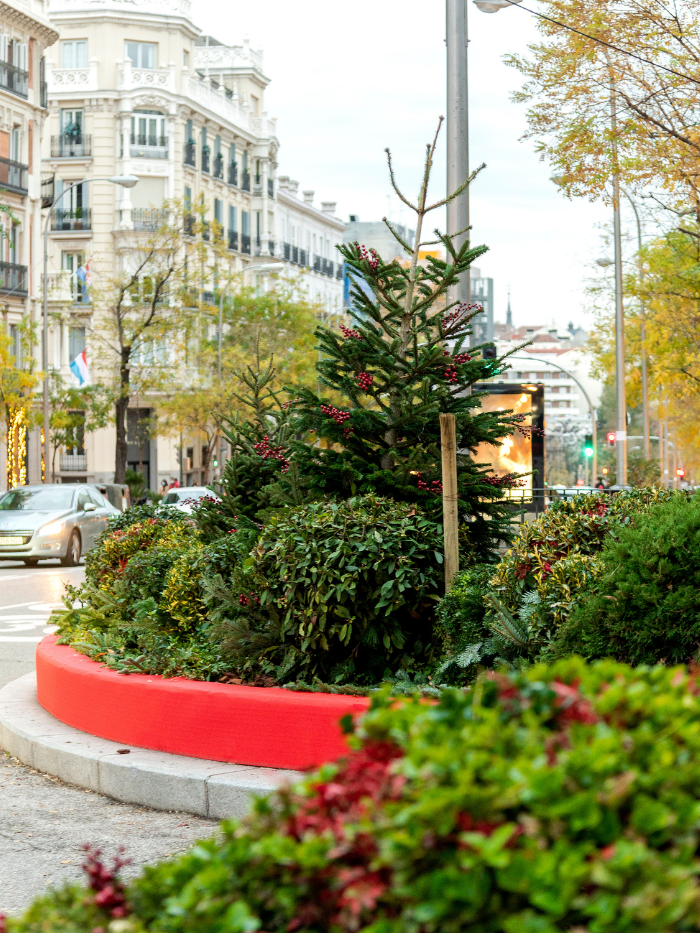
xmin=0 ymin=484 xmax=118 ymax=567
xmin=160 ymin=486 xmax=220 ymax=514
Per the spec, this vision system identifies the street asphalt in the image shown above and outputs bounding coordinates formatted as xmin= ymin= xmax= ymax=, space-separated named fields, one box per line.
xmin=0 ymin=560 xmax=218 ymax=916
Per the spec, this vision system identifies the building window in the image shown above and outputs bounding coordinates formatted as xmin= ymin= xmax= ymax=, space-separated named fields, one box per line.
xmin=69 ymin=325 xmax=86 ymax=359
xmin=131 ymin=111 xmax=166 ymax=147
xmin=60 ymin=108 xmax=83 ymax=141
xmin=228 ymin=205 xmax=236 ymax=229
xmin=63 ymin=252 xmax=88 ymax=304
xmin=61 ymin=40 xmax=87 ymax=68
xmin=124 ymin=41 xmax=156 ymax=69
xmin=183 ymin=49 xmax=189 ymax=67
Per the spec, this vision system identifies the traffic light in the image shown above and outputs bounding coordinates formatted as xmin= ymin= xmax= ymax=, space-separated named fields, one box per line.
xmin=482 ymin=344 xmax=497 ymax=360
xmin=607 ymin=431 xmax=616 ymax=448
xmin=584 ymin=434 xmax=594 ymax=458
xmin=677 ymin=468 xmax=686 ymax=479
xmin=213 ymin=458 xmax=219 ymax=468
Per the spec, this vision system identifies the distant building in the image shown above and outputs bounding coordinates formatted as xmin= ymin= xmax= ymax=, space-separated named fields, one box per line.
xmin=344 ymin=215 xmax=414 ymax=262
xmin=470 ymin=267 xmax=493 ymax=344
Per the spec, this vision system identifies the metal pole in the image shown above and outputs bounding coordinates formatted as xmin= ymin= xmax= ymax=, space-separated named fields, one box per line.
xmin=610 ymin=76 xmax=627 ymax=484
xmin=446 ymin=0 xmax=471 ymax=318
xmin=42 ymin=217 xmax=49 ymax=484
xmin=217 ymin=287 xmax=224 ymax=382
xmin=622 ymin=189 xmax=650 ymax=459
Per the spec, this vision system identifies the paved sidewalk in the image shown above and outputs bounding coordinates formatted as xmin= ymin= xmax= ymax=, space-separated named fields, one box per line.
xmin=0 ymin=751 xmax=217 ymax=917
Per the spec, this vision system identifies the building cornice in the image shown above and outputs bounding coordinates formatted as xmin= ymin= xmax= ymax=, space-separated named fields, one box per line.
xmin=0 ymin=0 xmax=58 ymax=46
xmin=48 ymin=8 xmax=199 ymax=40
xmin=277 ymin=189 xmax=345 ymax=232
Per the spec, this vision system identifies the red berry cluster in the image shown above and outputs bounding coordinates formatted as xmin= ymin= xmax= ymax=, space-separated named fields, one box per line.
xmin=453 ymin=352 xmax=471 ymax=364
xmin=82 ymin=845 xmax=130 ymax=919
xmin=254 ymin=435 xmax=290 ymax=473
xmin=516 ymin=424 xmax=546 ymax=439
xmin=415 ymin=472 xmax=443 ymax=493
xmin=441 ymin=301 xmax=482 ymax=331
xmin=445 ymin=366 xmax=459 ymax=384
xmin=321 ymin=404 xmax=353 ymax=437
xmin=340 ymin=324 xmax=362 ymax=340
xmin=357 ymin=371 xmax=373 ymax=391
xmin=238 ymin=592 xmax=261 ymax=607
xmin=483 ymin=472 xmax=526 ymax=489
xmin=358 ymin=244 xmax=379 ymax=271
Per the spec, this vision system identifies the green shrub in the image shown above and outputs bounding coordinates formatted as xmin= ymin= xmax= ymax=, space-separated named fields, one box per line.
xmin=436 ymin=488 xmax=680 ymax=676
xmin=15 ymin=657 xmax=700 ymax=933
xmin=555 ymin=491 xmax=700 ymax=664
xmin=209 ymin=494 xmax=444 ymax=684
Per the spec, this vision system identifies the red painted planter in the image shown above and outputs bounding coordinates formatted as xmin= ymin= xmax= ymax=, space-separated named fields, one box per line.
xmin=36 ymin=636 xmax=371 ymax=770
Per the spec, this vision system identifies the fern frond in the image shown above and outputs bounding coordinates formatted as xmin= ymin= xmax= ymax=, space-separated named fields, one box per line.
xmin=485 ymin=594 xmax=529 ymax=648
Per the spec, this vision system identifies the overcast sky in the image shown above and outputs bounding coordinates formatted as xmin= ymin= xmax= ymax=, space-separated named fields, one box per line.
xmin=195 ymin=0 xmax=611 ymax=331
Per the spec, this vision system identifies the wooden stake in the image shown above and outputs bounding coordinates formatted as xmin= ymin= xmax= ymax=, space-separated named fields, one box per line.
xmin=440 ymin=412 xmax=459 ymax=592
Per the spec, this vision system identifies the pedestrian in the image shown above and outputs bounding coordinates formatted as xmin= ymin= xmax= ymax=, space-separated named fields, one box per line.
xmin=168 ymin=477 xmax=180 ymax=489
xmin=160 ymin=479 xmax=168 ymax=495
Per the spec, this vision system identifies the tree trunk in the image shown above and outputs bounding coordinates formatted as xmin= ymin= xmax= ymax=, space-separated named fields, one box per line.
xmin=114 ymin=348 xmax=130 ymax=484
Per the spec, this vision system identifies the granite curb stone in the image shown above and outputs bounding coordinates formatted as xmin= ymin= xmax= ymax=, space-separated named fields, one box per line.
xmin=0 ymin=672 xmax=302 ymax=818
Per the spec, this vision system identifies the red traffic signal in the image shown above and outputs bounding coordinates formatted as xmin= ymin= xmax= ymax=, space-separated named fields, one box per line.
xmin=677 ymin=468 xmax=686 ymax=478
xmin=607 ymin=432 xmax=616 ymax=448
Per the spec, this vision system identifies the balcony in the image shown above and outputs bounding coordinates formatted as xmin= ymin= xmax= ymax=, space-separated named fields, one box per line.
xmin=268 ymin=178 xmax=274 ymax=198
xmin=130 ymin=133 xmax=168 ymax=159
xmin=184 ymin=140 xmax=196 ymax=167
xmin=201 ymin=147 xmax=210 ymax=174
xmin=0 ymin=61 xmax=28 ymax=98
xmin=241 ymin=233 xmax=251 ymax=254
xmin=51 ymin=134 xmax=92 ymax=158
xmin=228 ymin=162 xmax=237 ymax=186
xmin=213 ymin=153 xmax=223 ymax=179
xmin=0 ymin=158 xmax=27 ymax=194
xmin=253 ymin=174 xmax=262 ymax=196
xmin=241 ymin=170 xmax=250 ymax=192
xmin=51 ymin=208 xmax=92 ymax=232
xmin=60 ymin=454 xmax=87 ymax=472
xmin=133 ymin=208 xmax=167 ymax=231
xmin=336 ymin=263 xmax=344 ymax=280
xmin=0 ymin=261 xmax=27 ymax=297
xmin=228 ymin=229 xmax=238 ymax=251
xmin=323 ymin=259 xmax=335 ymax=277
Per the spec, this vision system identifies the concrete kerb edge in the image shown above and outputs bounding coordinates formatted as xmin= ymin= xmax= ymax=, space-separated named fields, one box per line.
xmin=0 ymin=673 xmax=303 ymax=819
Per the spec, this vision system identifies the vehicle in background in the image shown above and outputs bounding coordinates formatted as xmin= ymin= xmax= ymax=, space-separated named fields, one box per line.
xmin=0 ymin=484 xmax=118 ymax=566
xmin=96 ymin=484 xmax=131 ymax=512
xmin=160 ymin=486 xmax=220 ymax=514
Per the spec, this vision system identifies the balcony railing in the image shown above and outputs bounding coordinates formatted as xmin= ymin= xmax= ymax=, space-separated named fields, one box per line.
xmin=241 ymin=233 xmax=251 ymax=254
xmin=268 ymin=239 xmax=275 ymax=256
xmin=0 ymin=61 xmax=28 ymax=98
xmin=51 ymin=208 xmax=92 ymax=231
xmin=241 ymin=170 xmax=250 ymax=192
xmin=60 ymin=454 xmax=87 ymax=471
xmin=133 ymin=208 xmax=167 ymax=231
xmin=228 ymin=229 xmax=238 ymax=251
xmin=228 ymin=162 xmax=238 ymax=186
xmin=0 ymin=157 xmax=27 ymax=194
xmin=40 ymin=80 xmax=48 ymax=109
xmin=130 ymin=133 xmax=168 ymax=159
xmin=184 ymin=140 xmax=196 ymax=167
xmin=41 ymin=172 xmax=55 ymax=208
xmin=336 ymin=263 xmax=344 ymax=280
xmin=323 ymin=259 xmax=335 ymax=277
xmin=201 ymin=148 xmax=210 ymax=173
xmin=213 ymin=153 xmax=223 ymax=178
xmin=51 ymin=134 xmax=92 ymax=158
xmin=313 ymin=255 xmax=335 ymax=277
xmin=268 ymin=178 xmax=274 ymax=198
xmin=0 ymin=261 xmax=27 ymax=296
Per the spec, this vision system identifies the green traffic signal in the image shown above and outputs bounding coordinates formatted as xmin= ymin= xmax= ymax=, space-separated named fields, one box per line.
xmin=584 ymin=434 xmax=594 ymax=458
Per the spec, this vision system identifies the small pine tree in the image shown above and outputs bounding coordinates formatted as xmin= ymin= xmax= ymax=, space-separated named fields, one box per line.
xmin=287 ymin=120 xmax=528 ymax=558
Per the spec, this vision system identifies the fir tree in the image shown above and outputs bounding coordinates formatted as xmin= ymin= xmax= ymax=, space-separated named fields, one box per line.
xmin=287 ymin=120 xmax=529 ymax=558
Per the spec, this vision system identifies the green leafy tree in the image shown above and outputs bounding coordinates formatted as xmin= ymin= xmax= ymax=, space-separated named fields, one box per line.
xmin=48 ymin=375 xmax=111 ymax=482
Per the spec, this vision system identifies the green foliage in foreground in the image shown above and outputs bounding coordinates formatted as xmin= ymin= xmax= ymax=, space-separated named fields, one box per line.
xmin=206 ymin=494 xmax=444 ymax=685
xmin=557 ymin=491 xmax=700 ymax=665
xmin=14 ymin=658 xmax=700 ymax=933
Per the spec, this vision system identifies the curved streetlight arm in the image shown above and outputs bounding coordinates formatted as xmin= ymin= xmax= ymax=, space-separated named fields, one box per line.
xmin=509 ymin=355 xmax=599 ymax=481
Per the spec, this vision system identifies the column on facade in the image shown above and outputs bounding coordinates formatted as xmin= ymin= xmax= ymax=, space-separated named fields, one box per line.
xmin=260 ymin=158 xmax=270 ymax=255
xmin=117 ymin=106 xmax=134 ymax=229
xmin=61 ymin=320 xmax=69 ymax=368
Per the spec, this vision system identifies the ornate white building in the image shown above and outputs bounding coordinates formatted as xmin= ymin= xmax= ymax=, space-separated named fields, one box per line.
xmin=0 ymin=0 xmax=57 ymax=488
xmin=30 ymin=0 xmax=344 ymax=490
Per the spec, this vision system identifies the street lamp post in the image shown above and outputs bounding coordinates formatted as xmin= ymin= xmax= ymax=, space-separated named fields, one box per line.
xmin=621 ymin=188 xmax=650 ymax=459
xmin=42 ymin=174 xmax=138 ymax=483
xmin=446 ymin=0 xmax=471 ymax=313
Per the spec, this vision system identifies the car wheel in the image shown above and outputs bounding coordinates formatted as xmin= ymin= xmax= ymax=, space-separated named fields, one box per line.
xmin=60 ymin=530 xmax=81 ymax=567
xmin=23 ymin=558 xmax=39 ymax=567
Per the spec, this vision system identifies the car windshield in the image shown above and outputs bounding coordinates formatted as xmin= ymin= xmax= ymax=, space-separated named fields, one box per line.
xmin=162 ymin=490 xmax=208 ymax=504
xmin=0 ymin=487 xmax=75 ymax=511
